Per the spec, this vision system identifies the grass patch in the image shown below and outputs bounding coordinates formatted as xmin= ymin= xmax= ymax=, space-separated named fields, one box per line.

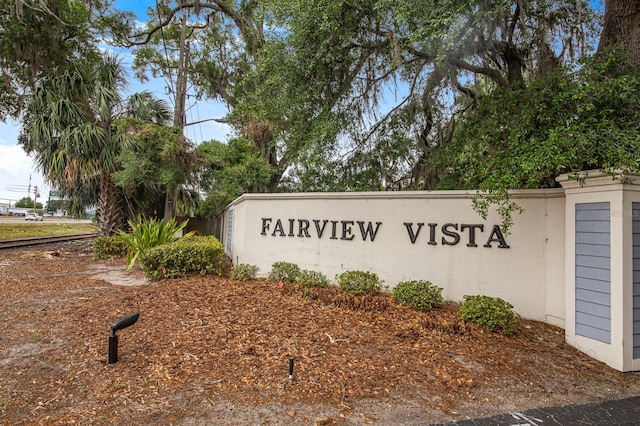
xmin=0 ymin=222 xmax=98 ymax=240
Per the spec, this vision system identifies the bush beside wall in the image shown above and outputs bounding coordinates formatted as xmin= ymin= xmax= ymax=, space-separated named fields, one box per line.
xmin=391 ymin=280 xmax=444 ymax=312
xmin=459 ymin=295 xmax=521 ymax=336
xmin=141 ymin=236 xmax=227 ymax=279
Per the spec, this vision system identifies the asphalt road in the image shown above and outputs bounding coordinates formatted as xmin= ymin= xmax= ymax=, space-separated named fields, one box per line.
xmin=430 ymin=395 xmax=640 ymax=425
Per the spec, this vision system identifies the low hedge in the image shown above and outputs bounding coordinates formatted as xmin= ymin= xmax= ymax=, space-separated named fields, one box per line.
xmin=297 ymin=269 xmax=330 ymax=288
xmin=391 ymin=280 xmax=443 ymax=312
xmin=459 ymin=295 xmax=521 ymax=336
xmin=336 ymin=270 xmax=383 ymax=296
xmin=140 ymin=236 xmax=226 ymax=279
xmin=231 ymin=263 xmax=260 ymax=281
xmin=93 ymin=236 xmax=128 ymax=260
xmin=267 ymin=261 xmax=301 ymax=283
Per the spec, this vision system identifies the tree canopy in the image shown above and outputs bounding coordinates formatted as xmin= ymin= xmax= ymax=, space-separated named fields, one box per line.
xmin=19 ymin=54 xmax=185 ymax=235
xmin=115 ymin=0 xmax=636 ymax=197
xmin=112 ymin=118 xmax=197 ymax=218
xmin=15 ymin=197 xmax=42 ymax=209
xmin=0 ymin=0 xmax=119 ymax=120
xmin=195 ymin=137 xmax=272 ymax=217
xmin=3 ymin=0 xmax=640 ymax=231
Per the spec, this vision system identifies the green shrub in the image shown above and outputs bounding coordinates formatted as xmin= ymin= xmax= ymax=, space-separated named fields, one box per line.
xmin=297 ymin=269 xmax=329 ymax=288
xmin=336 ymin=270 xmax=383 ymax=296
xmin=231 ymin=263 xmax=259 ymax=281
xmin=141 ymin=236 xmax=226 ymax=279
xmin=267 ymin=261 xmax=300 ymax=283
xmin=92 ymin=236 xmax=128 ymax=260
xmin=458 ymin=295 xmax=521 ymax=336
xmin=391 ymin=280 xmax=444 ymax=312
xmin=119 ymin=216 xmax=194 ymax=270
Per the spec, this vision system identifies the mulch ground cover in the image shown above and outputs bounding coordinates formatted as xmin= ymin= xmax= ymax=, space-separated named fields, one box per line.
xmin=1 ymin=240 xmax=640 ymax=425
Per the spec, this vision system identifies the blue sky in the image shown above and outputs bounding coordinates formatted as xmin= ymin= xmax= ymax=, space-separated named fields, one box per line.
xmin=0 ymin=1 xmax=230 ymax=205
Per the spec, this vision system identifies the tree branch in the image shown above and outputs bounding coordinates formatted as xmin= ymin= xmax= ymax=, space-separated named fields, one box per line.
xmin=508 ymin=1 xmax=521 ymax=46
xmin=185 ymin=117 xmax=228 ymax=127
xmin=405 ymin=45 xmax=435 ymax=61
xmin=456 ymin=82 xmax=477 ymax=100
xmin=446 ymin=57 xmax=509 ymax=88
xmin=124 ymin=2 xmax=259 ymax=52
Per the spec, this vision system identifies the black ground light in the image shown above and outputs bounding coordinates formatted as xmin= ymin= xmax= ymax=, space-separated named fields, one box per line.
xmin=108 ymin=312 xmax=140 ymax=364
xmin=288 ymin=356 xmax=294 ymax=380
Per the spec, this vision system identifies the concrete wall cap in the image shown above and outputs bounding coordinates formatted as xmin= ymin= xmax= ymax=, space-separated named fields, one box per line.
xmin=227 ymin=188 xmax=565 ymax=208
xmin=556 ymin=169 xmax=640 ymax=189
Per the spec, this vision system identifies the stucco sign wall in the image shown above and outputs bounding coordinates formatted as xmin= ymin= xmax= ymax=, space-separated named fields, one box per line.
xmin=221 ymin=172 xmax=640 ymax=372
xmin=223 ymin=190 xmax=566 ymax=327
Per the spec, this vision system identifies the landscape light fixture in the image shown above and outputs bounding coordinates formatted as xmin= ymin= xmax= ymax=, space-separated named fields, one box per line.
xmin=108 ymin=312 xmax=140 ymax=364
xmin=289 ymin=356 xmax=294 ymax=380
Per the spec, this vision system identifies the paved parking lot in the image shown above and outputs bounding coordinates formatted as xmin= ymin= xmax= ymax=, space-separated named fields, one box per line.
xmin=432 ymin=396 xmax=640 ymax=426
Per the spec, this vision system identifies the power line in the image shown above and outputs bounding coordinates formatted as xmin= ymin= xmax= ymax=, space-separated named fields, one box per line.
xmin=5 ymin=184 xmax=29 ymax=192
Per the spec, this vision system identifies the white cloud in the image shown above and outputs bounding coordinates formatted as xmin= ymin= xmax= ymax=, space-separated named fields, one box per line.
xmin=0 ymin=144 xmax=34 ymax=176
xmin=0 ymin=141 xmax=46 ymax=203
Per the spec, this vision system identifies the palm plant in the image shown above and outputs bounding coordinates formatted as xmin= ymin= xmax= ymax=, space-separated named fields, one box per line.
xmin=20 ymin=54 xmax=172 ymax=236
xmin=119 ymin=215 xmax=194 ymax=270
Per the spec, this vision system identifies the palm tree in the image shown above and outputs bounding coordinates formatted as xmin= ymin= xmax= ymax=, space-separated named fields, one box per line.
xmin=20 ymin=54 xmax=172 ymax=236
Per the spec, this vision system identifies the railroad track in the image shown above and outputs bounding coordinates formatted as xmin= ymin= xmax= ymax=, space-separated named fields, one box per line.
xmin=0 ymin=233 xmax=98 ymax=250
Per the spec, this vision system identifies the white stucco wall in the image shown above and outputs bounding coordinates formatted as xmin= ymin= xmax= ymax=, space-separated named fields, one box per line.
xmin=223 ymin=190 xmax=566 ymax=325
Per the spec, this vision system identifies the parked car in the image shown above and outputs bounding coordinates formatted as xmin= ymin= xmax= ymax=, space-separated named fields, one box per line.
xmin=25 ymin=213 xmax=43 ymax=221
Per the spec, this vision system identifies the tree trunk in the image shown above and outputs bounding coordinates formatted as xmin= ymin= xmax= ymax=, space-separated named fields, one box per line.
xmin=163 ymin=188 xmax=177 ymax=221
xmin=597 ymin=0 xmax=640 ymax=68
xmin=98 ymin=173 xmax=122 ymax=236
xmin=504 ymin=46 xmax=525 ymax=90
xmin=242 ymin=117 xmax=281 ymax=192
xmin=164 ymin=12 xmax=189 ymax=221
